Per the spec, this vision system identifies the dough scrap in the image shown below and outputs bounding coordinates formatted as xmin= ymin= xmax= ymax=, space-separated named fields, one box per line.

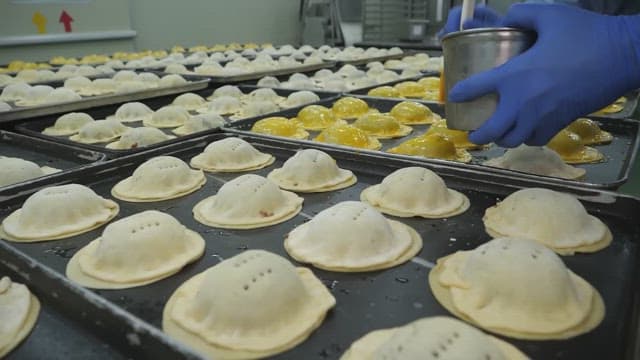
xmin=190 ymin=137 xmax=274 ymax=172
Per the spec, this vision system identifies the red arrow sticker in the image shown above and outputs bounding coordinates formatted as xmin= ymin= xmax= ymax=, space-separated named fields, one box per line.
xmin=59 ymin=10 xmax=73 ymax=33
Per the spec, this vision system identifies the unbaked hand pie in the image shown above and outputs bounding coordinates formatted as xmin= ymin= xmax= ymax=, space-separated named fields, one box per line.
xmin=112 ymin=156 xmax=205 ymax=202
xmin=565 ymin=118 xmax=613 ymax=145
xmin=107 ymin=102 xmax=154 ymax=123
xmin=243 ymin=88 xmax=284 ymax=104
xmin=106 ymin=127 xmax=174 ymax=149
xmin=361 ymin=167 xmax=469 ymax=218
xmin=66 ymin=210 xmax=204 ymax=289
xmin=484 ymin=145 xmax=586 ymax=180
xmin=331 ymin=97 xmax=372 ymax=119
xmin=353 ymin=113 xmax=412 ymax=139
xmin=143 ymin=105 xmax=189 ymax=128
xmin=208 ymin=85 xmax=243 ymax=100
xmin=268 ymin=149 xmax=356 ymax=192
xmin=546 ymin=130 xmax=603 ymax=164
xmin=429 ymin=237 xmax=605 ymax=340
xmin=69 ymin=119 xmax=129 ymax=143
xmin=14 ymin=85 xmax=54 ymax=106
xmin=43 ymin=112 xmax=94 ymax=136
xmin=0 ymin=276 xmax=41 ymax=358
xmin=388 ymin=133 xmax=472 ymax=163
xmin=315 ymin=124 xmax=381 ymax=150
xmin=172 ymin=93 xmax=207 ymax=111
xmin=367 ymin=86 xmax=401 ymax=98
xmin=0 ymin=157 xmax=58 ymax=187
xmin=296 ymin=105 xmax=345 ymax=130
xmin=281 ymin=91 xmax=320 ymax=108
xmin=1 ymin=184 xmax=119 ymax=242
xmin=199 ymin=96 xmax=243 ymax=115
xmin=190 ymin=137 xmax=274 ymax=172
xmin=159 ymin=74 xmax=188 ymax=87
xmin=340 ymin=316 xmax=528 ymax=360
xmin=162 ymin=250 xmax=335 ymax=359
xmin=193 ymin=174 xmax=303 ymax=229
xmin=389 ymin=101 xmax=440 ymax=125
xmin=251 ymin=117 xmax=309 ymax=139
xmin=285 ymin=201 xmax=422 ymax=272
xmin=41 ymin=88 xmax=81 ymax=104
xmin=172 ymin=113 xmax=225 ymax=136
xmin=230 ymin=100 xmax=280 ymax=121
xmin=483 ymin=188 xmax=612 ymax=255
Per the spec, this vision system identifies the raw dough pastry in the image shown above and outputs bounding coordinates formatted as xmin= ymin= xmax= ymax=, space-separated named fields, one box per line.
xmin=285 ymin=201 xmax=422 ymax=272
xmin=331 ymin=97 xmax=372 ymax=119
xmin=66 ymin=210 xmax=204 ymax=289
xmin=87 ymin=78 xmax=117 ymax=96
xmin=63 ymin=76 xmax=92 ymax=92
xmin=193 ymin=174 xmax=303 ymax=229
xmin=162 ymin=250 xmax=335 ymax=359
xmin=230 ymin=100 xmax=280 ymax=120
xmin=389 ymin=101 xmax=440 ymax=125
xmin=0 ymin=277 xmax=41 ymax=358
xmin=41 ymin=88 xmax=81 ymax=104
xmin=361 ymin=167 xmax=469 ymax=218
xmin=483 ymin=188 xmax=612 ymax=255
xmin=115 ymin=81 xmax=148 ymax=94
xmin=43 ymin=112 xmax=94 ymax=136
xmin=143 ymin=105 xmax=189 ymax=128
xmin=0 ymin=157 xmax=59 ymax=187
xmin=546 ymin=130 xmax=603 ymax=164
xmin=268 ymin=149 xmax=356 ymax=192
xmin=257 ymin=76 xmax=281 ymax=88
xmin=106 ymin=127 xmax=175 ymax=149
xmin=165 ymin=63 xmax=189 ymax=74
xmin=208 ymin=85 xmax=243 ymax=100
xmin=172 ymin=93 xmax=207 ymax=111
xmin=113 ymin=70 xmax=138 ymax=82
xmin=159 ymin=74 xmax=188 ymax=87
xmin=1 ymin=184 xmax=119 ymax=242
xmin=14 ymin=85 xmax=54 ymax=106
xmin=107 ymin=102 xmax=154 ymax=123
xmin=0 ymin=101 xmax=11 ymax=112
xmin=429 ymin=237 xmax=605 ymax=340
xmin=341 ymin=316 xmax=528 ymax=360
xmin=190 ymin=137 xmax=274 ymax=172
xmin=565 ymin=118 xmax=613 ymax=145
xmin=0 ymin=82 xmax=30 ymax=102
xmin=353 ymin=113 xmax=412 ymax=139
xmin=69 ymin=119 xmax=129 ymax=143
xmin=251 ymin=117 xmax=309 ymax=139
xmin=199 ymin=96 xmax=242 ymax=115
xmin=296 ymin=105 xmax=344 ymax=130
xmin=388 ymin=133 xmax=472 ymax=163
xmin=484 ymin=145 xmax=586 ymax=180
xmin=244 ymin=88 xmax=284 ymax=104
xmin=367 ymin=86 xmax=400 ymax=98
xmin=172 ymin=113 xmax=225 ymax=136
xmin=112 ymin=156 xmax=205 ymax=201
xmin=315 ymin=124 xmax=381 ymax=150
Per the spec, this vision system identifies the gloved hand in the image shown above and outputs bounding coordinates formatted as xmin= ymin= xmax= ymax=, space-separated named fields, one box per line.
xmin=448 ymin=4 xmax=640 ymax=147
xmin=437 ymin=5 xmax=502 ymax=39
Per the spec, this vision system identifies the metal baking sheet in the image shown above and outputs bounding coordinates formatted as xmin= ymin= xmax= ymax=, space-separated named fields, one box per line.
xmin=224 ymin=96 xmax=640 ymax=190
xmin=0 ymin=130 xmax=106 ymax=195
xmin=591 ymin=90 xmax=639 ymax=119
xmin=334 ymin=52 xmax=406 ymax=66
xmin=0 ymin=132 xmax=638 ymax=359
xmin=0 ymin=76 xmax=210 ymax=123
xmin=14 ymin=86 xmax=339 ymax=158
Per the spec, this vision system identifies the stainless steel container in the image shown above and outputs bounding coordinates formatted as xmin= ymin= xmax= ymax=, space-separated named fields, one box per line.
xmin=442 ymin=28 xmax=535 ymax=131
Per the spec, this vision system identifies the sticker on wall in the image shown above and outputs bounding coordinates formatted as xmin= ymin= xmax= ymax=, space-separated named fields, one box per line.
xmin=31 ymin=11 xmax=47 ymax=34
xmin=59 ymin=10 xmax=73 ymax=32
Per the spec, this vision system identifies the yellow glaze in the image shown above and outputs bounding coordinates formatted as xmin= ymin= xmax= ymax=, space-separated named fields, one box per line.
xmin=388 ymin=133 xmax=472 ymax=162
xmin=565 ymin=118 xmax=613 ymax=145
xmin=332 ymin=97 xmax=371 ymax=119
xmin=367 ymin=86 xmax=401 ymax=98
xmin=394 ymin=81 xmax=427 ymax=98
xmin=251 ymin=117 xmax=309 ymax=139
xmin=389 ymin=101 xmax=437 ymax=125
xmin=353 ymin=113 xmax=412 ymax=139
xmin=314 ymin=124 xmax=381 ymax=150
xmin=547 ymin=130 xmax=604 ymax=164
xmin=297 ymin=105 xmax=341 ymax=130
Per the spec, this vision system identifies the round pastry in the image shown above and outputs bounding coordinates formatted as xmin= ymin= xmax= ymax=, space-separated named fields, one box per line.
xmin=388 ymin=133 xmax=472 ymax=163
xmin=162 ymin=250 xmax=335 ymax=359
xmin=106 ymin=127 xmax=175 ymax=149
xmin=115 ymin=81 xmax=148 ymax=93
xmin=417 ymin=76 xmax=441 ymax=91
xmin=244 ymin=88 xmax=284 ymax=104
xmin=66 ymin=210 xmax=204 ymax=289
xmin=394 ymin=81 xmax=427 ymax=98
xmin=361 ymin=167 xmax=469 ymax=218
xmin=107 ymin=102 xmax=154 ymax=123
xmin=429 ymin=237 xmax=605 ymax=340
xmin=251 ymin=117 xmax=309 ymax=139
xmin=285 ymin=201 xmax=422 ymax=272
xmin=546 ymin=130 xmax=604 ymax=164
xmin=1 ymin=184 xmax=119 ymax=242
xmin=40 ymin=88 xmax=81 ymax=104
xmin=193 ymin=174 xmax=303 ymax=229
xmin=172 ymin=113 xmax=225 ymax=136
xmin=483 ymin=188 xmax=612 ymax=255
xmin=14 ymin=85 xmax=54 ymax=106
xmin=353 ymin=113 xmax=412 ymax=139
xmin=331 ymin=97 xmax=372 ymax=119
xmin=0 ymin=82 xmax=31 ymax=102
xmin=208 ymin=85 xmax=243 ymax=100
xmin=63 ymin=76 xmax=92 ymax=92
xmin=165 ymin=63 xmax=189 ymax=74
xmin=565 ymin=118 xmax=613 ymax=145
xmin=43 ymin=112 xmax=94 ymax=136
xmin=341 ymin=316 xmax=528 ymax=360
xmin=88 ymin=78 xmax=117 ymax=96
xmin=425 ymin=124 xmax=483 ymax=150
xmin=69 ymin=119 xmax=129 ymax=144
xmin=112 ymin=156 xmax=205 ymax=202
xmin=159 ymin=74 xmax=188 ymax=87
xmin=143 ymin=105 xmax=189 ymax=128
xmin=0 ymin=277 xmax=41 ymax=358
xmin=484 ymin=145 xmax=586 ymax=180
xmin=268 ymin=149 xmax=356 ymax=192
xmin=296 ymin=105 xmax=344 ymax=130
xmin=230 ymin=100 xmax=280 ymax=121
xmin=190 ymin=137 xmax=275 ymax=172
xmin=281 ymin=91 xmax=320 ymax=108
xmin=256 ymin=76 xmax=281 ymax=88
xmin=315 ymin=124 xmax=381 ymax=150
xmin=172 ymin=93 xmax=207 ymax=111
xmin=0 ymin=157 xmax=58 ymax=187
xmin=367 ymin=86 xmax=401 ymax=98
xmin=389 ymin=101 xmax=440 ymax=125
xmin=199 ymin=96 xmax=242 ymax=115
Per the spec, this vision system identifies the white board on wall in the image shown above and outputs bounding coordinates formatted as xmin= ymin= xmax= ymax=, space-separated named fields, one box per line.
xmin=0 ymin=0 xmax=135 ymax=46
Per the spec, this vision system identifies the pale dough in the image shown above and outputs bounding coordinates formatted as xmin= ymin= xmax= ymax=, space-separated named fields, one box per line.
xmin=143 ymin=105 xmax=190 ymax=128
xmin=0 ymin=157 xmax=59 ymax=187
xmin=69 ymin=119 xmax=129 ymax=144
xmin=484 ymin=145 xmax=586 ymax=180
xmin=106 ymin=127 xmax=175 ymax=150
xmin=189 ymin=137 xmax=275 ymax=173
xmin=106 ymin=102 xmax=154 ymax=123
xmin=43 ymin=112 xmax=94 ymax=136
xmin=0 ymin=277 xmax=41 ymax=358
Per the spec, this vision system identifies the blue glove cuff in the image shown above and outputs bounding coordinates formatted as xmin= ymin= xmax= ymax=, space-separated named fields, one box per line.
xmin=616 ymin=15 xmax=640 ymax=91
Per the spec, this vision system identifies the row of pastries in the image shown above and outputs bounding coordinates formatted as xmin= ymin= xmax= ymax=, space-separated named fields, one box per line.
xmin=0 ymin=136 xmax=612 ymax=358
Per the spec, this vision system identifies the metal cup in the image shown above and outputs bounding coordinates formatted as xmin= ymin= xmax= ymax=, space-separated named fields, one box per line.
xmin=442 ymin=28 xmax=535 ymax=131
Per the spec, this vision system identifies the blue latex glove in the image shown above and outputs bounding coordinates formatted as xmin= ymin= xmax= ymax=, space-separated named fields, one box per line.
xmin=449 ymin=4 xmax=640 ymax=147
xmin=437 ymin=5 xmax=502 ymax=39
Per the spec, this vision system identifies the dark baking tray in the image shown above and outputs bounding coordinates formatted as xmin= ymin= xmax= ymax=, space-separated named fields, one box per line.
xmin=225 ymin=96 xmax=640 ymax=190
xmin=0 ymin=132 xmax=638 ymax=359
xmin=14 ymin=85 xmax=339 ymax=158
xmin=0 ymin=130 xmax=106 ymax=195
xmin=591 ymin=90 xmax=640 ymax=119
xmin=0 ymin=75 xmax=210 ymax=123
